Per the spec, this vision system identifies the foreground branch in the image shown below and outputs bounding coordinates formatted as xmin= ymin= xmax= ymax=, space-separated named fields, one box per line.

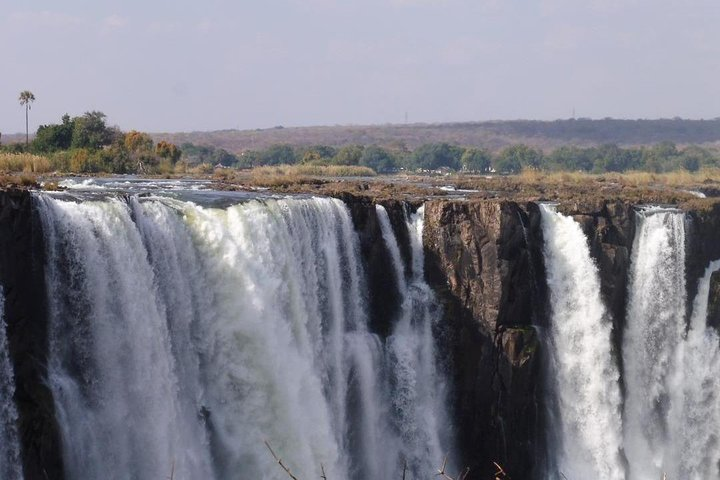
xmin=264 ymin=440 xmax=301 ymax=480
xmin=436 ymin=454 xmax=470 ymax=480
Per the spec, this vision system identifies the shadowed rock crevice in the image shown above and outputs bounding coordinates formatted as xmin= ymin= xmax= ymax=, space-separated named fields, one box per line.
xmin=0 ymin=190 xmax=64 ymax=480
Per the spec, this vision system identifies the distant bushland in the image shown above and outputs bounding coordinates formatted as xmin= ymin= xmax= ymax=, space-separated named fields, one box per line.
xmin=3 ymin=114 xmax=720 ymax=176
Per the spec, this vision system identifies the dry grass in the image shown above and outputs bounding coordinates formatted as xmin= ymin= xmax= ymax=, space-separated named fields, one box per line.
xmin=0 ymin=153 xmax=54 ymax=173
xmin=0 ymin=174 xmax=39 ymax=188
xmin=515 ymin=169 xmax=596 ymax=186
xmin=514 ymin=167 xmax=720 ymax=188
xmin=213 ymin=164 xmax=376 ymax=189
xmin=611 ymin=168 xmax=720 ymax=187
xmin=251 ymin=164 xmax=376 ymax=177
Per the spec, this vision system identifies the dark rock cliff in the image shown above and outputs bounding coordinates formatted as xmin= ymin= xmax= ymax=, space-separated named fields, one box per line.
xmin=686 ymin=203 xmax=720 ymax=322
xmin=422 ymin=199 xmax=548 ymax=479
xmin=419 ymin=198 xmax=639 ymax=479
xmin=0 ymin=190 xmax=63 ymax=480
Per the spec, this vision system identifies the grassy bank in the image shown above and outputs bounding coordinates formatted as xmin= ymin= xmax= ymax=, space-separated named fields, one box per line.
xmin=214 ymin=164 xmax=376 ymax=187
xmin=0 ymin=153 xmax=54 ymax=173
xmin=513 ymin=167 xmax=720 ymax=187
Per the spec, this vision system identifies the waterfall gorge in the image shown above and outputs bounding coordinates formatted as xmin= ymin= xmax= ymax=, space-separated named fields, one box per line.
xmin=1 ymin=185 xmax=720 ymax=479
xmin=33 ymin=193 xmax=451 ymax=480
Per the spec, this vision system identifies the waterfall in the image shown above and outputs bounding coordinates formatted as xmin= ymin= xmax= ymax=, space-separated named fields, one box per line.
xmin=623 ymin=208 xmax=686 ymax=480
xmin=0 ymin=289 xmax=23 ymax=480
xmin=539 ymin=205 xmax=624 ymax=480
xmin=376 ymin=204 xmax=451 ymax=477
xmin=666 ymin=259 xmax=720 ymax=479
xmin=35 ymin=193 xmax=451 ymax=480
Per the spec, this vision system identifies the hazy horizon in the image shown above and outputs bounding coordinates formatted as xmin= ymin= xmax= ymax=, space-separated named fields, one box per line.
xmin=2 ymin=0 xmax=719 ymax=135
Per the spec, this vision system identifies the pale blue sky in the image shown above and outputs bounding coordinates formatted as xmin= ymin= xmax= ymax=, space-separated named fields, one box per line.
xmin=1 ymin=0 xmax=719 ymax=133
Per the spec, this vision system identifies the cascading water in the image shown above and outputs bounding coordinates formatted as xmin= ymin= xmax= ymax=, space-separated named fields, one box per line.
xmin=623 ymin=208 xmax=686 ymax=480
xmin=666 ymin=259 xmax=720 ymax=480
xmin=375 ymin=204 xmax=451 ymax=477
xmin=35 ymin=192 xmax=451 ymax=480
xmin=540 ymin=205 xmax=624 ymax=480
xmin=0 ymin=289 xmax=23 ymax=480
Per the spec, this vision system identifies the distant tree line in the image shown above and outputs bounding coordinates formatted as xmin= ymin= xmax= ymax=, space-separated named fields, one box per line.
xmin=227 ymin=141 xmax=720 ymax=174
xmin=2 ymin=113 xmax=720 ymax=175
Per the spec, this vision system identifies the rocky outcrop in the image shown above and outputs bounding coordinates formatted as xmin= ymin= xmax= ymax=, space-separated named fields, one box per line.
xmin=0 ymin=190 xmax=63 ymax=480
xmin=420 ymin=198 xmax=643 ymax=479
xmin=422 ymin=199 xmax=548 ymax=479
xmin=686 ymin=202 xmax=720 ymax=315
xmin=707 ymin=271 xmax=720 ymax=330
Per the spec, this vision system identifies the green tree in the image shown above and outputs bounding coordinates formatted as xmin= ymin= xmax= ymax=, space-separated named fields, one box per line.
xmin=18 ymin=90 xmax=36 ymax=146
xmin=641 ymin=142 xmax=679 ymax=173
xmin=359 ymin=145 xmax=397 ymax=173
xmin=72 ymin=111 xmax=118 ymax=150
xmin=678 ymin=145 xmax=713 ymax=171
xmin=260 ymin=144 xmax=297 ymax=165
xmin=546 ymin=146 xmax=594 ymax=171
xmin=461 ymin=148 xmax=492 ymax=172
xmin=494 ymin=144 xmax=543 ymax=173
xmin=33 ymin=114 xmax=75 ymax=152
xmin=410 ymin=143 xmax=464 ymax=171
xmin=332 ymin=145 xmax=364 ymax=165
xmin=211 ymin=148 xmax=238 ymax=167
xmin=589 ymin=144 xmax=641 ymax=173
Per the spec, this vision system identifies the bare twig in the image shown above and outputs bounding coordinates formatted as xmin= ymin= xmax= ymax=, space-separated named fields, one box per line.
xmin=458 ymin=466 xmax=470 ymax=480
xmin=435 ymin=454 xmax=470 ymax=480
xmin=320 ymin=463 xmax=327 ymax=480
xmin=436 ymin=454 xmax=452 ymax=479
xmin=167 ymin=459 xmax=175 ymax=480
xmin=402 ymin=460 xmax=407 ymax=480
xmin=493 ymin=461 xmax=510 ymax=479
xmin=264 ymin=440 xmax=301 ymax=480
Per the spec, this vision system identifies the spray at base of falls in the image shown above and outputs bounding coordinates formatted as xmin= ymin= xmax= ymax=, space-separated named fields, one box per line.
xmin=35 ymin=194 xmax=451 ymax=480
xmin=665 ymin=259 xmax=720 ymax=480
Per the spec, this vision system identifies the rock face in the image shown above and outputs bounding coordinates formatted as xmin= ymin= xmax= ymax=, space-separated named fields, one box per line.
xmin=422 ymin=199 xmax=548 ymax=479
xmin=419 ymin=198 xmax=641 ymax=479
xmin=708 ymin=271 xmax=720 ymax=330
xmin=0 ymin=190 xmax=63 ymax=480
xmin=686 ymin=203 xmax=720 ymax=317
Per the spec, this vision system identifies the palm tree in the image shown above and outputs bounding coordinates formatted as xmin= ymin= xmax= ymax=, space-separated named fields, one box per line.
xmin=18 ymin=90 xmax=35 ymax=146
